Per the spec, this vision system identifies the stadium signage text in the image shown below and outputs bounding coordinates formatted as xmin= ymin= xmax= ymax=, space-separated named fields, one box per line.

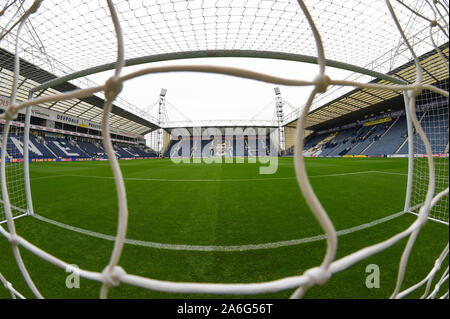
xmin=0 ymin=118 xmax=139 ymax=145
xmin=363 ymin=117 xmax=392 ymax=126
xmin=57 ymin=114 xmax=79 ymax=125
xmin=0 ymin=95 xmax=144 ymax=140
xmin=0 ymin=95 xmax=142 ymax=140
xmin=31 ymin=108 xmax=52 ymax=119
xmin=0 ymin=97 xmax=9 ymax=108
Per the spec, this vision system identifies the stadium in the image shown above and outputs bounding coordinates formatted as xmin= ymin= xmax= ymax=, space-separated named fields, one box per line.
xmin=0 ymin=0 xmax=448 ymax=301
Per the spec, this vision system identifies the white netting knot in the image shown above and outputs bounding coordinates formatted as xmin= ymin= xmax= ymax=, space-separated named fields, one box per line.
xmin=8 ymin=234 xmax=19 ymax=246
xmin=101 ymin=266 xmax=126 ymax=288
xmin=303 ymin=267 xmax=331 ymax=286
xmin=416 ymin=206 xmax=430 ymax=225
xmin=407 ymin=86 xmax=422 ymax=99
xmin=29 ymin=0 xmax=43 ymax=14
xmin=104 ymin=77 xmax=123 ymax=102
xmin=3 ymin=107 xmax=18 ymax=121
xmin=313 ymin=74 xmax=331 ymax=93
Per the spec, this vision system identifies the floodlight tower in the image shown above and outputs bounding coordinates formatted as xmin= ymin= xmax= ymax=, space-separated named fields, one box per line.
xmin=157 ymin=88 xmax=167 ymax=157
xmin=274 ymin=87 xmax=285 ymax=155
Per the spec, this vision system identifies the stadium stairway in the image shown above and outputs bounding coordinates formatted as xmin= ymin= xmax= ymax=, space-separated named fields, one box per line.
xmin=397 ymin=110 xmax=432 ymax=154
xmin=364 ymin=117 xmax=407 ymax=155
xmin=77 ymin=140 xmax=106 ymax=157
xmin=304 ymin=132 xmax=337 ymax=156
xmin=323 ymin=127 xmax=360 ymax=156
xmin=320 ymin=129 xmax=354 ymax=156
xmin=44 ymin=137 xmax=88 ymax=158
xmin=347 ymin=124 xmax=385 ymax=155
xmin=6 ymin=134 xmax=56 ymax=159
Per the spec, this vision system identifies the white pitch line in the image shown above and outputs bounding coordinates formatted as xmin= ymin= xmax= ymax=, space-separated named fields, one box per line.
xmin=32 ymin=209 xmax=409 ymax=252
xmin=31 ymin=175 xmax=72 ymax=181
xmin=30 ymin=170 xmax=408 ymax=182
xmin=370 ymin=170 xmax=408 ymax=176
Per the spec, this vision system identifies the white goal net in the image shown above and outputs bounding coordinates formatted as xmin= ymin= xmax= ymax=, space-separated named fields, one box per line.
xmin=0 ymin=101 xmax=28 ymax=224
xmin=0 ymin=0 xmax=448 ymax=299
xmin=407 ymin=84 xmax=449 ymax=224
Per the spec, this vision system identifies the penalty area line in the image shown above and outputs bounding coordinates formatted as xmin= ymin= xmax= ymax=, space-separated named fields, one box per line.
xmin=30 ymin=170 xmax=407 ymax=182
xmin=32 ymin=208 xmax=409 ymax=252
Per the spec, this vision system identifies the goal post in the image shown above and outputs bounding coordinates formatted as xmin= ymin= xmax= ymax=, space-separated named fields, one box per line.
xmin=22 ymin=102 xmax=34 ymax=217
xmin=0 ymin=0 xmax=448 ymax=299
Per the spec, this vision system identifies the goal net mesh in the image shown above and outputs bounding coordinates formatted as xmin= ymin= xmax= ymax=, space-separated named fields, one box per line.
xmin=409 ymin=81 xmax=449 ymax=224
xmin=0 ymin=140 xmax=27 ymax=223
xmin=0 ymin=101 xmax=28 ymax=223
xmin=0 ymin=0 xmax=448 ymax=299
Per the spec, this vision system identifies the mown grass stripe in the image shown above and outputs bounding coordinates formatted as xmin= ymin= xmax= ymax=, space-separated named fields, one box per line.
xmin=31 ymin=170 xmax=407 ymax=182
xmin=32 ymin=209 xmax=408 ymax=252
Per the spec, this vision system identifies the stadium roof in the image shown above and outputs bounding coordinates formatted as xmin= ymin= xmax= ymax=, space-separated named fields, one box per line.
xmin=1 ymin=1 xmax=444 ymax=75
xmin=0 ymin=1 xmax=447 ymax=133
xmin=284 ymin=43 xmax=449 ymax=132
xmin=0 ymin=49 xmax=159 ymax=135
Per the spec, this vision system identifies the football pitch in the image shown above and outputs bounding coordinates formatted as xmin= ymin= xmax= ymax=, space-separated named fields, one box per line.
xmin=0 ymin=157 xmax=448 ymax=298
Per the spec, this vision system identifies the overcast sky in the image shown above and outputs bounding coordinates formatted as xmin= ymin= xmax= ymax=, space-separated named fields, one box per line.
xmin=88 ymin=57 xmax=354 ymax=123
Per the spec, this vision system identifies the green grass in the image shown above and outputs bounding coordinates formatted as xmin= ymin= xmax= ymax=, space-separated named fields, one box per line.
xmin=0 ymin=157 xmax=448 ymax=299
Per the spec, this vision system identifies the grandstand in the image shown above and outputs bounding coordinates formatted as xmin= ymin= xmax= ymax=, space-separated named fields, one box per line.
xmin=302 ymin=97 xmax=449 ymax=158
xmin=0 ymin=0 xmax=448 ymax=303
xmin=0 ymin=96 xmax=159 ymax=160
xmin=164 ymin=125 xmax=275 ymax=158
xmin=293 ymin=43 xmax=449 ymax=159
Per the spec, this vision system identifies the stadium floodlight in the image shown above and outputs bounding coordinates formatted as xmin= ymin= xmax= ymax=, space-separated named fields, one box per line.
xmin=160 ymin=88 xmax=167 ymax=97
xmin=0 ymin=0 xmax=448 ymax=300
